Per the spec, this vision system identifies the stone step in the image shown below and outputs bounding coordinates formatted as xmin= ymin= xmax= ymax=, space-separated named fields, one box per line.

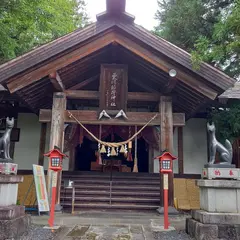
xmin=61 ymin=190 xmax=160 ymax=198
xmin=62 ymin=171 xmax=159 ymax=178
xmin=61 ymin=196 xmax=160 ymax=204
xmin=61 ymin=172 xmax=161 ymax=212
xmin=62 ymin=202 xmax=159 ymax=211
xmin=61 ymin=179 xmax=160 ymax=186
xmin=62 ymin=173 xmax=160 ymax=181
xmin=61 ymin=185 xmax=159 ymax=192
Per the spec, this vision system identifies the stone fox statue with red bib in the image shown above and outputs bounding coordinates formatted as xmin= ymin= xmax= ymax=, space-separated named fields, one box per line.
xmin=207 ymin=122 xmax=232 ymax=165
xmin=0 ymin=117 xmax=14 ymax=162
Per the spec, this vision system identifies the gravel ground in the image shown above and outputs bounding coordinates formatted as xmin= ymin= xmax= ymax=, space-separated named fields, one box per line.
xmin=17 ymin=225 xmax=58 ymax=240
xmin=16 ymin=225 xmax=193 ymax=240
xmin=152 ymin=230 xmax=194 ymax=240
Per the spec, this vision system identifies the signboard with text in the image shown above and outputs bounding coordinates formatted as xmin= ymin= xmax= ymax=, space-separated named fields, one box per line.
xmin=99 ymin=64 xmax=128 ymax=111
xmin=202 ymin=167 xmax=240 ymax=180
xmin=32 ymin=164 xmax=49 ymax=213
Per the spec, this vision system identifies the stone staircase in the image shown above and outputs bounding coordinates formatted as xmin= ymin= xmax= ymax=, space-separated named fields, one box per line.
xmin=61 ymin=171 xmax=160 ymax=212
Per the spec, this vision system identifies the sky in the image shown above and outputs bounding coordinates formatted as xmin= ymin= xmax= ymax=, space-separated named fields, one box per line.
xmin=85 ymin=0 xmax=159 ymax=30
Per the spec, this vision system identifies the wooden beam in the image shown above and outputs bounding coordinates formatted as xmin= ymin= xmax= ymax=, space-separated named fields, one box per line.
xmin=130 ymin=77 xmax=159 ymax=93
xmin=64 ymin=90 xmax=160 ymax=102
xmin=38 ymin=123 xmax=47 ymax=166
xmin=68 ymin=75 xmax=99 ymax=90
xmin=49 ymin=72 xmax=65 ymax=91
xmin=160 ymin=96 xmax=174 ymax=207
xmin=39 ymin=109 xmax=185 ymax=126
xmin=128 ymin=92 xmax=160 ymax=102
xmin=7 ymin=32 xmax=116 ymax=93
xmin=114 ymin=33 xmax=218 ymax=100
xmin=178 ymin=127 xmax=184 ymax=174
xmin=163 ymin=76 xmax=178 ymax=94
xmin=65 ymin=90 xmax=99 ymax=99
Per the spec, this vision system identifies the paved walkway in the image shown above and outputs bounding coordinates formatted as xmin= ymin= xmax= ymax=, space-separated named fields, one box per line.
xmin=30 ymin=211 xmax=192 ymax=240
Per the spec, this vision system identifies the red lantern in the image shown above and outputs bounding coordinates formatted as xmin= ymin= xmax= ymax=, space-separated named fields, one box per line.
xmin=44 ymin=147 xmax=67 ymax=172
xmin=156 ymin=152 xmax=177 ymax=173
xmin=44 ymin=147 xmax=67 ymax=228
xmin=155 ymin=151 xmax=177 ymax=230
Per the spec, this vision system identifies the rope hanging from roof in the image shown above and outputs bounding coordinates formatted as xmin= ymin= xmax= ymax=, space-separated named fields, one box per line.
xmin=67 ymin=110 xmax=158 ymax=149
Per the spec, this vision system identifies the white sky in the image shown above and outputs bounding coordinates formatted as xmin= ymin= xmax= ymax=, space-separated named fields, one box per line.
xmin=85 ymin=0 xmax=159 ymax=30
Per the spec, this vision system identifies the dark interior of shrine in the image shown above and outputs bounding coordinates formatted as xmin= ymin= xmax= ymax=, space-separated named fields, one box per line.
xmin=74 ymin=134 xmax=149 ymax=173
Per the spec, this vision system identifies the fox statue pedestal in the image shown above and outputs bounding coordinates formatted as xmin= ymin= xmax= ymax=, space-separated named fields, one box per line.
xmin=186 ymin=179 xmax=240 ymax=240
xmin=0 ymin=174 xmax=31 ymax=240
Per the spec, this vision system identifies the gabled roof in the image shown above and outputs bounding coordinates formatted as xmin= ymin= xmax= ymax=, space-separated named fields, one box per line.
xmin=0 ymin=18 xmax=234 ymax=92
xmin=219 ymin=82 xmax=240 ymax=99
xmin=0 ymin=0 xmax=236 ymax=117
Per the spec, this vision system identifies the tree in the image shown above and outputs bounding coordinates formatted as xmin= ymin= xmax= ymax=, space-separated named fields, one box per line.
xmin=154 ymin=0 xmax=234 ymax=51
xmin=0 ymin=0 xmax=89 ymax=63
xmin=154 ymin=0 xmax=240 ymax=142
xmin=192 ymin=0 xmax=240 ymax=79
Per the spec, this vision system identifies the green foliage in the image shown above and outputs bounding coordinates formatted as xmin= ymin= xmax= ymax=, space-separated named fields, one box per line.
xmin=192 ymin=0 xmax=240 ymax=78
xmin=154 ymin=0 xmax=239 ymax=78
xmin=154 ymin=0 xmax=233 ymax=52
xmin=209 ymin=102 xmax=240 ymax=142
xmin=154 ymin=0 xmax=240 ymax=141
xmin=0 ymin=0 xmax=89 ymax=63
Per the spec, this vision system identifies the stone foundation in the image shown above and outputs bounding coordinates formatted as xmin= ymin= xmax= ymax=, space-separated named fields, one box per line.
xmin=198 ymin=180 xmax=240 ymax=213
xmin=186 ymin=179 xmax=240 ymax=240
xmin=0 ymin=175 xmax=23 ymax=206
xmin=186 ymin=211 xmax=240 ymax=240
xmin=0 ymin=206 xmax=31 ymax=240
xmin=0 ymin=175 xmax=31 ymax=239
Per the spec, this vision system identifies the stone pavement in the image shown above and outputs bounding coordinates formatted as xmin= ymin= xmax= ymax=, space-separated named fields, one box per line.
xmin=30 ymin=211 xmax=192 ymax=240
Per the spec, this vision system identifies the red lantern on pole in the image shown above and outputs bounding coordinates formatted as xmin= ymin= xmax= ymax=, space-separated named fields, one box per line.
xmin=44 ymin=147 xmax=67 ymax=228
xmin=155 ymin=152 xmax=177 ymax=230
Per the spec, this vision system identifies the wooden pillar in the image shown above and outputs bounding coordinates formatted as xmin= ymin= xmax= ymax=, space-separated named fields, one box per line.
xmin=69 ymin=144 xmax=76 ymax=171
xmin=148 ymin=146 xmax=154 ymax=173
xmin=38 ymin=123 xmax=47 ymax=166
xmin=178 ymin=127 xmax=184 ymax=174
xmin=160 ymin=96 xmax=174 ymax=206
xmin=48 ymin=92 xmax=66 ymax=207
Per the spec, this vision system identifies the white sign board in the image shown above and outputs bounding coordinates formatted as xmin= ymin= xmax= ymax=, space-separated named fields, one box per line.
xmin=32 ymin=164 xmax=50 ymax=212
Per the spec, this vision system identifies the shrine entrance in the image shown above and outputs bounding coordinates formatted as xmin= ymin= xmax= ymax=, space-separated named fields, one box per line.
xmin=74 ymin=131 xmax=149 ymax=173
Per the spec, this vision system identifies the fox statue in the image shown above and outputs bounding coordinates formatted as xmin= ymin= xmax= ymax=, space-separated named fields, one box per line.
xmin=207 ymin=122 xmax=232 ymax=165
xmin=0 ymin=117 xmax=14 ymax=161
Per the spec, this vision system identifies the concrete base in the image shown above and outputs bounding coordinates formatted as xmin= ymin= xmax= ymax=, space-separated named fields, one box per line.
xmin=156 ymin=206 xmax=179 ymax=215
xmin=0 ymin=215 xmax=31 ymax=240
xmin=202 ymin=167 xmax=240 ymax=180
xmin=186 ymin=217 xmax=240 ymax=240
xmin=204 ymin=163 xmax=236 ymax=168
xmin=0 ymin=205 xmax=25 ymax=220
xmin=151 ymin=225 xmax=175 ymax=232
xmin=197 ymin=179 xmax=240 ymax=213
xmin=0 ymin=175 xmax=23 ymax=206
xmin=55 ymin=203 xmax=63 ymax=212
xmin=0 ymin=162 xmax=17 ymax=174
xmin=0 ymin=206 xmax=31 ymax=240
xmin=192 ymin=210 xmax=240 ymax=225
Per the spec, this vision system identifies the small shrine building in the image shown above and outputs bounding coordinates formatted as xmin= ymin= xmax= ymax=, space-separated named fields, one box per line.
xmin=0 ymin=0 xmax=236 ymax=210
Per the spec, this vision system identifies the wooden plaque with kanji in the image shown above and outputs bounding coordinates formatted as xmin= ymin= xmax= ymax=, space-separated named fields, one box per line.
xmin=99 ymin=64 xmax=128 ymax=111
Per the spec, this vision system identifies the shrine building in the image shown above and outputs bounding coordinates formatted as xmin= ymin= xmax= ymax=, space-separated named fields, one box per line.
xmin=0 ymin=0 xmax=236 ymax=211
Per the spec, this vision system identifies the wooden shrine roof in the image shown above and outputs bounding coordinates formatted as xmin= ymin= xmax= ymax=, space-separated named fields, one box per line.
xmin=0 ymin=0 xmax=236 ymax=117
xmin=219 ymin=82 xmax=240 ymax=99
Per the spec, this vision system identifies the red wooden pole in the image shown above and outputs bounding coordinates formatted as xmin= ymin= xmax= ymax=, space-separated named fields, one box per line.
xmin=48 ymin=171 xmax=57 ymax=227
xmin=163 ymin=173 xmax=169 ymax=229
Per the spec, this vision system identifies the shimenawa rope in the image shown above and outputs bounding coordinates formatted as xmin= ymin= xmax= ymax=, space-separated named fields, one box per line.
xmin=67 ymin=110 xmax=158 ymax=148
